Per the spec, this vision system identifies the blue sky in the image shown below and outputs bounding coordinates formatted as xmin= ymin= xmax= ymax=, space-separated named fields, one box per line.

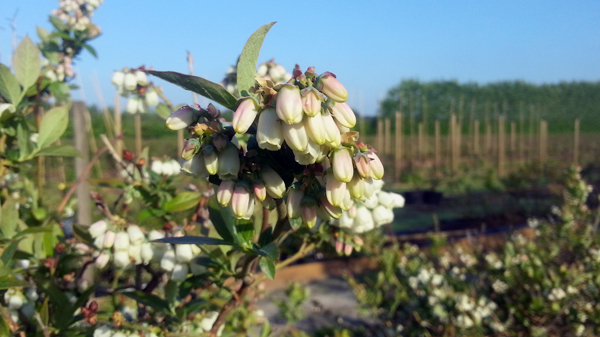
xmin=1 ymin=0 xmax=599 ymax=115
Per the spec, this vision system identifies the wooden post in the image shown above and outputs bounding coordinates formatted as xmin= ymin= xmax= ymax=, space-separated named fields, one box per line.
xmin=574 ymin=118 xmax=580 ymax=165
xmin=114 ymin=94 xmax=123 ymax=160
xmin=473 ymin=120 xmax=480 ymax=155
xmin=510 ymin=121 xmax=516 ymax=166
xmin=409 ymin=92 xmax=415 ymax=159
xmin=450 ymin=114 xmax=458 ymax=174
xmin=435 ymin=120 xmax=441 ymax=174
xmin=72 ymin=102 xmax=91 ymax=225
xmin=377 ymin=119 xmax=384 ymax=153
xmin=498 ymin=116 xmax=505 ymax=176
xmin=468 ymin=99 xmax=476 ymax=155
xmin=418 ymin=122 xmax=424 ymax=160
xmin=384 ymin=118 xmax=391 ymax=155
xmin=135 ymin=113 xmax=142 ymax=156
xmin=539 ymin=119 xmax=547 ymax=163
xmin=529 ymin=104 xmax=535 ymax=163
xmin=395 ymin=112 xmax=403 ymax=183
xmin=518 ymin=101 xmax=524 ymax=162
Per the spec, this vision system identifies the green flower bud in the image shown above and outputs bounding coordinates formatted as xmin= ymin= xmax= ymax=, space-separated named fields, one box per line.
xmin=181 ymin=138 xmax=201 ymax=161
xmin=217 ymin=143 xmax=240 ymax=180
xmin=202 ymin=145 xmax=219 ymax=175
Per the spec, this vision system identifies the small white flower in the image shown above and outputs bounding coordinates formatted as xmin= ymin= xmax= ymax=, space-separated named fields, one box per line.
xmin=171 ymin=263 xmax=189 ymax=281
xmin=89 ymin=220 xmax=108 ymax=238
xmin=127 ymin=225 xmax=145 ymax=245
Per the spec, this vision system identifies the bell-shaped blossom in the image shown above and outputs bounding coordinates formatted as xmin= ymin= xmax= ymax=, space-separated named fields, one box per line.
xmin=367 ymin=152 xmax=384 ymax=180
xmin=127 ymin=225 xmax=145 ymax=245
xmin=353 ymin=207 xmax=375 ymax=233
xmin=181 ymin=138 xmax=201 ymax=161
xmin=331 ymin=148 xmax=354 ymax=183
xmin=363 ymin=177 xmax=376 ymax=199
xmin=390 ymin=192 xmax=405 ymax=208
xmin=232 ymin=97 xmax=258 ymax=134
xmin=202 ymin=145 xmax=219 ymax=175
xmin=141 ymin=242 xmax=154 ymax=264
xmin=287 ymin=186 xmax=304 ymax=219
xmin=261 ymin=167 xmax=286 ymax=199
xmin=217 ymin=180 xmax=236 ymax=206
xmin=378 ymin=191 xmax=395 ymax=208
xmin=326 ymin=175 xmax=347 ymax=207
xmin=276 ymin=84 xmax=303 ymax=124
xmin=372 ymin=205 xmax=394 ymax=226
xmin=124 ymin=72 xmax=137 ymax=91
xmin=95 ymin=251 xmax=110 ymax=269
xmin=319 ymin=196 xmax=343 ymax=219
xmin=114 ymin=231 xmax=130 ymax=251
xmin=257 ymin=107 xmax=284 ymax=151
xmin=331 ymin=102 xmax=356 ymax=128
xmin=144 ymin=89 xmax=159 ymax=106
xmin=126 ymin=97 xmax=140 ymax=114
xmin=171 ymin=263 xmax=189 ymax=282
xmin=301 ymin=197 xmax=318 ymax=228
xmin=304 ymin=113 xmax=327 ymax=145
xmin=231 ymin=184 xmax=252 ymax=218
xmin=355 ymin=155 xmax=371 ymax=179
xmin=113 ymin=251 xmax=131 ymax=269
xmin=317 ymin=72 xmax=348 ymax=103
xmin=282 ymin=121 xmax=309 ymax=153
xmin=128 ymin=244 xmax=142 ymax=264
xmin=348 ymin=174 xmax=365 ymax=199
xmin=253 ymin=181 xmax=267 ymax=201
xmin=160 ymin=249 xmax=176 ymax=272
xmin=103 ymin=230 xmax=116 ymax=249
xmin=322 ymin=112 xmax=341 ymax=147
xmin=301 ymin=88 xmax=322 ymax=117
xmin=112 ymin=71 xmax=125 ymax=87
xmin=175 ymin=244 xmax=194 ymax=263
xmin=180 ymin=153 xmax=209 ymax=177
xmin=89 ymin=220 xmax=107 ymax=238
xmin=135 ymin=70 xmax=148 ymax=86
xmin=340 ymin=190 xmax=354 ymax=211
xmin=166 ymin=106 xmax=198 ymax=130
xmin=217 ymin=143 xmax=240 ymax=180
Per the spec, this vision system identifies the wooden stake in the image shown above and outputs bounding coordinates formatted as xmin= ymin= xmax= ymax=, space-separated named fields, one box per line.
xmin=435 ymin=120 xmax=440 ymax=174
xmin=574 ymin=118 xmax=580 ymax=165
xmin=72 ymin=102 xmax=91 ymax=225
xmin=473 ymin=120 xmax=480 ymax=155
xmin=384 ymin=118 xmax=391 ymax=154
xmin=498 ymin=116 xmax=505 ymax=176
xmin=377 ymin=119 xmax=384 ymax=152
xmin=418 ymin=122 xmax=424 ymax=160
xmin=450 ymin=114 xmax=458 ymax=174
xmin=510 ymin=121 xmax=516 ymax=165
xmin=395 ymin=112 xmax=402 ymax=182
xmin=135 ymin=113 xmax=142 ymax=156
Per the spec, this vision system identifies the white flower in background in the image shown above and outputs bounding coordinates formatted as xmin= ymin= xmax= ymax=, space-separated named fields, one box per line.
xmin=492 ymin=279 xmax=509 ymax=294
xmin=548 ymin=288 xmax=566 ymax=301
xmin=456 ymin=314 xmax=474 ymax=329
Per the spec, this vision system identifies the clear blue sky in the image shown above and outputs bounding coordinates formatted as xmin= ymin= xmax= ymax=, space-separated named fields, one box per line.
xmin=1 ymin=1 xmax=599 ymax=115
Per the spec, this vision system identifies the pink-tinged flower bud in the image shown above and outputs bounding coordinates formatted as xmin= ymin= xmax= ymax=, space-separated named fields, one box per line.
xmin=114 ymin=231 xmax=130 ymax=251
xmin=367 ymin=152 xmax=384 ymax=180
xmin=253 ymin=181 xmax=267 ymax=201
xmin=181 ymin=138 xmax=201 ymax=161
xmin=301 ymin=88 xmax=323 ymax=117
xmin=331 ymin=102 xmax=356 ymax=128
xmin=317 ymin=72 xmax=348 ymax=103
xmin=180 ymin=153 xmax=209 ymax=177
xmin=257 ymin=107 xmax=284 ymax=151
xmin=372 ymin=205 xmax=394 ymax=226
xmin=103 ymin=230 xmax=116 ymax=249
xmin=232 ymin=97 xmax=258 ymax=134
xmin=260 ymin=167 xmax=285 ymax=199
xmin=112 ymin=71 xmax=125 ymax=87
xmin=241 ymin=197 xmax=255 ymax=220
xmin=276 ymin=84 xmax=303 ymax=124
xmin=124 ymin=72 xmax=137 ymax=91
xmin=331 ymin=149 xmax=354 ymax=183
xmin=217 ymin=180 xmax=236 ymax=206
xmin=127 ymin=225 xmax=145 ymax=245
xmin=322 ymin=112 xmax=341 ymax=147
xmin=89 ymin=220 xmax=108 ymax=238
xmin=144 ymin=89 xmax=159 ymax=106
xmin=344 ymin=243 xmax=353 ymax=256
xmin=355 ymin=155 xmax=371 ymax=178
xmin=282 ymin=121 xmax=309 ymax=153
xmin=319 ymin=195 xmax=342 ymax=219
xmin=348 ymin=204 xmax=357 ymax=218
xmin=95 ymin=251 xmax=110 ymax=269
xmin=231 ymin=184 xmax=251 ymax=218
xmin=217 ymin=143 xmax=240 ymax=180
xmin=340 ymin=190 xmax=354 ymax=211
xmin=171 ymin=263 xmax=189 ymax=282
xmin=202 ymin=145 xmax=219 ymax=175
xmin=113 ymin=250 xmax=131 ymax=269
xmin=335 ymin=238 xmax=344 ymax=254
xmin=326 ymin=175 xmax=347 ymax=207
xmin=348 ymin=175 xmax=365 ymax=199
xmin=287 ymin=185 xmax=304 ymax=219
xmin=301 ymin=196 xmax=318 ymax=228
xmin=304 ymin=113 xmax=327 ymax=145
xmin=167 ymin=106 xmax=198 ymax=130
xmin=135 ymin=70 xmax=148 ymax=86
xmin=363 ymin=177 xmax=376 ymax=199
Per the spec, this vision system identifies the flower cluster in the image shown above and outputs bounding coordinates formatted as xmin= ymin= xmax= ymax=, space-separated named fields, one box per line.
xmin=87 ymin=220 xmax=206 ymax=282
xmin=52 ymin=0 xmax=102 ymax=35
xmin=112 ymin=67 xmax=159 ymax=113
xmin=3 ymin=288 xmax=38 ymax=324
xmin=150 ymin=158 xmax=181 ymax=176
xmin=221 ymin=59 xmax=292 ymax=96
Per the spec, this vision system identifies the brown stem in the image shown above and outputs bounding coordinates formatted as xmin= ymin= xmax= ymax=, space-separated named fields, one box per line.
xmin=56 ymin=145 xmax=109 ymax=214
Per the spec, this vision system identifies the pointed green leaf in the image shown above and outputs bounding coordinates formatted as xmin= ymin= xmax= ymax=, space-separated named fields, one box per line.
xmin=72 ymin=224 xmax=94 ymax=246
xmin=13 ymin=36 xmax=41 ymax=89
xmin=0 ymin=64 xmax=22 ymax=104
xmin=121 ymin=291 xmax=171 ymax=314
xmin=145 ymin=70 xmax=237 ymax=110
xmin=1 ymin=198 xmax=18 ymax=238
xmin=35 ymin=145 xmax=81 ymax=157
xmin=0 ymin=316 xmax=9 ymax=337
xmin=259 ymin=257 xmax=275 ymax=280
xmin=82 ymin=44 xmax=98 ymax=58
xmin=237 ymin=22 xmax=276 ymax=96
xmin=49 ymin=16 xmax=67 ymax=32
xmin=1 ymin=241 xmax=21 ymax=266
xmin=37 ymin=26 xmax=51 ymax=43
xmin=156 ymin=236 xmax=231 ymax=246
xmin=259 ymin=242 xmax=279 ymax=261
xmin=16 ymin=123 xmax=30 ymax=161
xmin=164 ymin=191 xmax=202 ymax=213
xmin=0 ymin=275 xmax=29 ymax=289
xmin=207 ymin=196 xmax=238 ymax=245
xmin=37 ymin=106 xmax=69 ymax=149
xmin=156 ymin=102 xmax=171 ymax=120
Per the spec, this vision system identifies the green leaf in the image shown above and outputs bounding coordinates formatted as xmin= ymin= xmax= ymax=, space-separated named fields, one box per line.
xmin=207 ymin=196 xmax=238 ymax=245
xmin=34 ymin=275 xmax=71 ymax=327
xmin=35 ymin=145 xmax=81 ymax=157
xmin=259 ymin=242 xmax=279 ymax=261
xmin=177 ymin=299 xmax=208 ymax=319
xmin=49 ymin=16 xmax=67 ymax=32
xmin=1 ymin=197 xmax=18 ymax=238
xmin=16 ymin=123 xmax=30 ymax=161
xmin=289 ymin=217 xmax=302 ymax=230
xmin=164 ymin=191 xmax=202 ymax=213
xmin=48 ymin=82 xmax=71 ymax=103
xmin=1 ymin=241 xmax=21 ymax=266
xmin=14 ymin=226 xmax=52 ymax=238
xmin=72 ymin=224 xmax=94 ymax=246
xmin=121 ymin=291 xmax=171 ymax=314
xmin=0 ymin=316 xmax=9 ymax=337
xmin=259 ymin=257 xmax=275 ymax=280
xmin=237 ymin=22 xmax=276 ymax=96
xmin=82 ymin=44 xmax=98 ymax=58
xmin=156 ymin=103 xmax=172 ymax=120
xmin=0 ymin=64 xmax=22 ymax=104
xmin=156 ymin=236 xmax=231 ymax=246
xmin=13 ymin=36 xmax=41 ymax=89
xmin=145 ymin=70 xmax=237 ymax=111
xmin=37 ymin=26 xmax=51 ymax=43
xmin=40 ymin=298 xmax=49 ymax=326
xmin=237 ymin=219 xmax=254 ymax=247
xmin=0 ymin=275 xmax=29 ymax=289
xmin=37 ymin=106 xmax=69 ymax=149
